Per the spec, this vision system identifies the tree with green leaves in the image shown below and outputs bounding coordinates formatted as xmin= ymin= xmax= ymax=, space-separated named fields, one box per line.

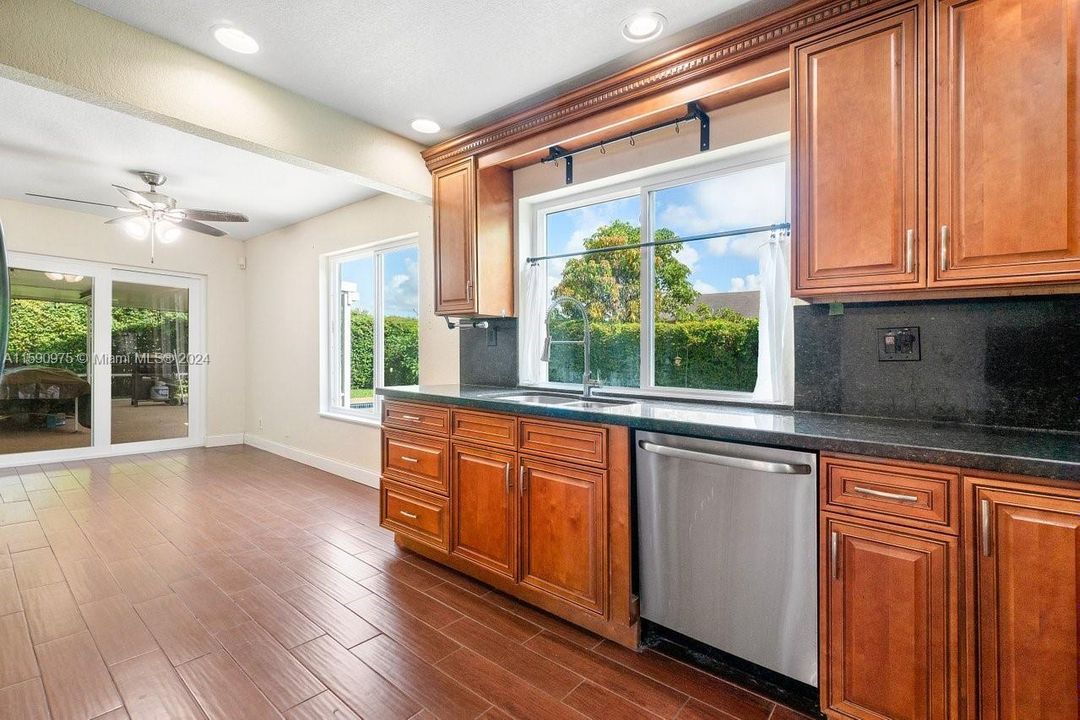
xmin=551 ymin=219 xmax=698 ymax=322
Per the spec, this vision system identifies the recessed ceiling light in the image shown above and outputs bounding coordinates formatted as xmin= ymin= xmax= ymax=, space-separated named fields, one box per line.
xmin=410 ymin=118 xmax=441 ymax=134
xmin=621 ymin=11 xmax=666 ymax=42
xmin=212 ymin=25 xmax=260 ymax=54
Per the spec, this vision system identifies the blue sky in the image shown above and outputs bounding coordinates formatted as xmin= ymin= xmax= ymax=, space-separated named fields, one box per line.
xmin=544 ymin=161 xmax=787 ymax=297
xmin=342 ymin=245 xmax=419 ymax=317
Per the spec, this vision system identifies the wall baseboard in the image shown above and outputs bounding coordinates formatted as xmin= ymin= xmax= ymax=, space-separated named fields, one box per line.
xmin=242 ymin=433 xmax=379 ymax=488
xmin=205 ymin=433 xmax=245 ymax=447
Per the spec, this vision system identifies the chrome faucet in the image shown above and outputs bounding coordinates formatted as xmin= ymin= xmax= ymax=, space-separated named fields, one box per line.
xmin=540 ymin=296 xmax=601 ymax=398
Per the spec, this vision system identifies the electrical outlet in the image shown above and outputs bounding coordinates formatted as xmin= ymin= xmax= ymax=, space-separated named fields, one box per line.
xmin=487 ymin=327 xmax=498 ymax=347
xmin=878 ymin=327 xmax=921 ymax=361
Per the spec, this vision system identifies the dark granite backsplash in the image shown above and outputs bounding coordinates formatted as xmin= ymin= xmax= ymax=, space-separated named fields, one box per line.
xmin=795 ymin=295 xmax=1080 ymax=432
xmin=459 ymin=318 xmax=519 ymax=387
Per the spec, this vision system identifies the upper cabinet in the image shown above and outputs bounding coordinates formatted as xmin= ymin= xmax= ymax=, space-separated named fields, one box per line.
xmin=793 ymin=4 xmax=925 ymax=295
xmin=933 ymin=0 xmax=1080 ymax=286
xmin=792 ymin=0 xmax=1080 ymax=298
xmin=432 ymin=158 xmax=514 ymax=317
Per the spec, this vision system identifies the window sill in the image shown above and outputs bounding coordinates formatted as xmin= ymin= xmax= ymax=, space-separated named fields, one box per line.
xmin=319 ymin=410 xmax=382 ymax=429
xmin=520 ymin=383 xmax=791 ymax=409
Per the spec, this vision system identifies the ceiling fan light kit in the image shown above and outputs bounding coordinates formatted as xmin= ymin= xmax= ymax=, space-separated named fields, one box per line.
xmin=26 ymin=170 xmax=249 ymax=264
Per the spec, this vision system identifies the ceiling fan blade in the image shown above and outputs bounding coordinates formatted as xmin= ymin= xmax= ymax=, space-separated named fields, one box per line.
xmin=112 ymin=185 xmax=154 ymax=209
xmin=177 ymin=209 xmax=249 ymax=223
xmin=25 ymin=193 xmax=137 ymax=212
xmin=105 ymin=216 xmax=137 ymax=224
xmin=176 ymin=218 xmax=227 ymax=237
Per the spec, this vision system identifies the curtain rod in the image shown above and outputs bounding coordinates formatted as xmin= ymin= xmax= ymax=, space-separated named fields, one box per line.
xmin=541 ymin=102 xmax=710 ymax=184
xmin=526 ymin=223 xmax=790 ymax=266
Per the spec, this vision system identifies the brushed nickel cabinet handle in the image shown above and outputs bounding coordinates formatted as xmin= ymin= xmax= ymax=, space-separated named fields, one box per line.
xmin=400 ymin=414 xmax=421 ymax=422
xmin=400 ymin=510 xmax=419 ymax=519
xmin=399 ymin=456 xmax=419 ymax=464
xmin=830 ymin=530 xmax=840 ymax=580
xmin=905 ymin=229 xmax=915 ymax=274
xmin=504 ymin=463 xmax=511 ymax=494
xmin=980 ymin=498 xmax=992 ymax=557
xmin=520 ymin=465 xmax=527 ymax=493
xmin=466 ymin=280 xmax=474 ymax=301
xmin=939 ymin=225 xmax=949 ymax=273
xmin=853 ymin=486 xmax=919 ymax=503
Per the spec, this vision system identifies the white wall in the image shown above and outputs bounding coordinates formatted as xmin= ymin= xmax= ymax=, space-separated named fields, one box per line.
xmin=243 ymin=193 xmax=457 ymax=484
xmin=0 ymin=197 xmax=247 ymax=440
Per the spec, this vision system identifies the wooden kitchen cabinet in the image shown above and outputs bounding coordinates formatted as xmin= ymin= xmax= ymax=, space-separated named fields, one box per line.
xmin=450 ymin=443 xmax=517 ymax=579
xmin=967 ymin=479 xmax=1080 ymax=720
xmin=792 ymin=3 xmax=925 ymax=295
xmin=933 ymin=0 xmax=1080 ymax=287
xmin=380 ymin=399 xmax=635 ymax=647
xmin=519 ymin=457 xmax=606 ymax=614
xmin=432 ymin=157 xmax=514 ymax=317
xmin=821 ymin=515 xmax=957 ymax=720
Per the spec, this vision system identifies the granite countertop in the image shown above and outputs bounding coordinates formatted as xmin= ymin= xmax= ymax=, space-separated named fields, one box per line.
xmin=377 ymin=384 xmax=1080 ymax=482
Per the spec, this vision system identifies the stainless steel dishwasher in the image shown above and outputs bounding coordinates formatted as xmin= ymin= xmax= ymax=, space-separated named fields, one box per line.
xmin=636 ymin=430 xmax=818 ymax=687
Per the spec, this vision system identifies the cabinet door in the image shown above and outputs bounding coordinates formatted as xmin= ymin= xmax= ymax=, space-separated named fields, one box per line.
xmin=519 ymin=458 xmax=606 ymax=614
xmin=433 ymin=158 xmax=477 ymax=314
xmin=793 ymin=5 xmax=924 ymax=295
xmin=972 ymin=483 xmax=1080 ymax=720
xmin=822 ymin=516 xmax=956 ymax=720
xmin=934 ymin=0 xmax=1080 ymax=285
xmin=450 ymin=443 xmax=516 ymax=579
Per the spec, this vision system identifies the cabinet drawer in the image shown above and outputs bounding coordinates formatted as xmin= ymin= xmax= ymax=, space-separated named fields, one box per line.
xmin=382 ymin=400 xmax=449 ymax=436
xmin=382 ymin=431 xmax=449 ymax=495
xmin=519 ymin=419 xmax=606 ymax=467
xmin=451 ymin=409 xmax=516 ymax=448
xmin=822 ymin=455 xmax=959 ymax=533
xmin=380 ymin=480 xmax=449 ymax=551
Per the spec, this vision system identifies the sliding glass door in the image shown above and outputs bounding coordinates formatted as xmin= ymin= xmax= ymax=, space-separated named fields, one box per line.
xmin=110 ymin=272 xmax=201 ymax=446
xmin=0 ymin=256 xmax=205 ymax=464
xmin=0 ymin=260 xmax=95 ymax=455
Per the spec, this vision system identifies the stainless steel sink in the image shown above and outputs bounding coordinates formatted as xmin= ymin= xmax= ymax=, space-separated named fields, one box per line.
xmin=491 ymin=392 xmax=581 ymax=405
xmin=563 ymin=398 xmax=638 ymax=409
xmin=490 ymin=391 xmax=637 ymax=409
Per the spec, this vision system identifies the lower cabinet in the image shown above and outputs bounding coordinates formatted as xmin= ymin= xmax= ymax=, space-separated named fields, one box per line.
xmin=450 ymin=443 xmax=516 ymax=579
xmin=519 ymin=457 xmax=606 ymax=614
xmin=969 ymin=480 xmax=1080 ymax=720
xmin=380 ymin=401 xmax=633 ymax=646
xmin=821 ymin=515 xmax=957 ymax=720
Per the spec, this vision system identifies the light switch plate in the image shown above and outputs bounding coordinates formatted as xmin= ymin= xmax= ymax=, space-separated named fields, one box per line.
xmin=878 ymin=327 xmax=921 ymax=361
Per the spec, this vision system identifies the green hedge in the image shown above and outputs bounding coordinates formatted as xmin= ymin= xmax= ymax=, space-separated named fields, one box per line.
xmin=548 ymin=314 xmax=759 ymax=392
xmin=349 ymin=311 xmax=418 ymax=390
xmin=7 ymin=299 xmax=188 ymax=375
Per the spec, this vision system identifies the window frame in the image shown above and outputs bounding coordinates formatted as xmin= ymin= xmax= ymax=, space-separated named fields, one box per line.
xmin=320 ymin=234 xmax=419 ymax=424
xmin=519 ymin=139 xmax=791 ymax=403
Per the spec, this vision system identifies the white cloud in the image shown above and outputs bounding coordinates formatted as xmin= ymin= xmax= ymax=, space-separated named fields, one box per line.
xmin=385 ymin=257 xmax=419 ymax=316
xmin=693 ymin=280 xmax=718 ymax=294
xmin=552 ymin=197 xmax=639 ymax=254
xmin=729 ymin=273 xmax=761 ymax=292
xmin=675 ymin=245 xmax=699 ymax=270
xmin=655 ymin=161 xmax=787 ymax=258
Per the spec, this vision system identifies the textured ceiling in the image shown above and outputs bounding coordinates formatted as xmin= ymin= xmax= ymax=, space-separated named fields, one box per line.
xmin=73 ymin=0 xmax=779 ymax=143
xmin=0 ymin=75 xmax=378 ymax=241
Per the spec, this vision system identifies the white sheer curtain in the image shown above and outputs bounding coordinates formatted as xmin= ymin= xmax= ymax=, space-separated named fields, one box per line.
xmin=751 ymin=231 xmax=793 ymax=403
xmin=519 ymin=262 xmax=547 ymax=385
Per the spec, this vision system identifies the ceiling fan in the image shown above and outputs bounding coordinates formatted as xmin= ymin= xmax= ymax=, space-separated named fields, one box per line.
xmin=27 ymin=171 xmax=249 ymax=263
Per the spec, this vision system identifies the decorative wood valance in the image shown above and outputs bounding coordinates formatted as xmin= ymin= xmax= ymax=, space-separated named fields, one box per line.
xmin=421 ymin=0 xmax=898 ymax=170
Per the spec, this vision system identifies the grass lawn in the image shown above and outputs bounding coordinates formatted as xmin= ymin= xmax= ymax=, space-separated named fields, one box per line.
xmin=351 ymin=388 xmax=375 ymax=400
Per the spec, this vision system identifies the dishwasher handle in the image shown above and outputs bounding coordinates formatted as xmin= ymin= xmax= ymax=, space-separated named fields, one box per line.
xmin=638 ymin=440 xmax=813 ymax=475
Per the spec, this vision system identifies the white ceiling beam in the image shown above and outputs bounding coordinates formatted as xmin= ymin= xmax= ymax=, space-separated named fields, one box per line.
xmin=0 ymin=0 xmax=432 ymax=203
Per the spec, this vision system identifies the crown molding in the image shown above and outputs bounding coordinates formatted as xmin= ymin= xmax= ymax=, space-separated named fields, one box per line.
xmin=422 ymin=0 xmax=897 ymax=170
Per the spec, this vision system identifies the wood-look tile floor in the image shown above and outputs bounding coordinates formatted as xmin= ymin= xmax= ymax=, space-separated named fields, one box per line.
xmin=0 ymin=446 xmax=815 ymax=720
